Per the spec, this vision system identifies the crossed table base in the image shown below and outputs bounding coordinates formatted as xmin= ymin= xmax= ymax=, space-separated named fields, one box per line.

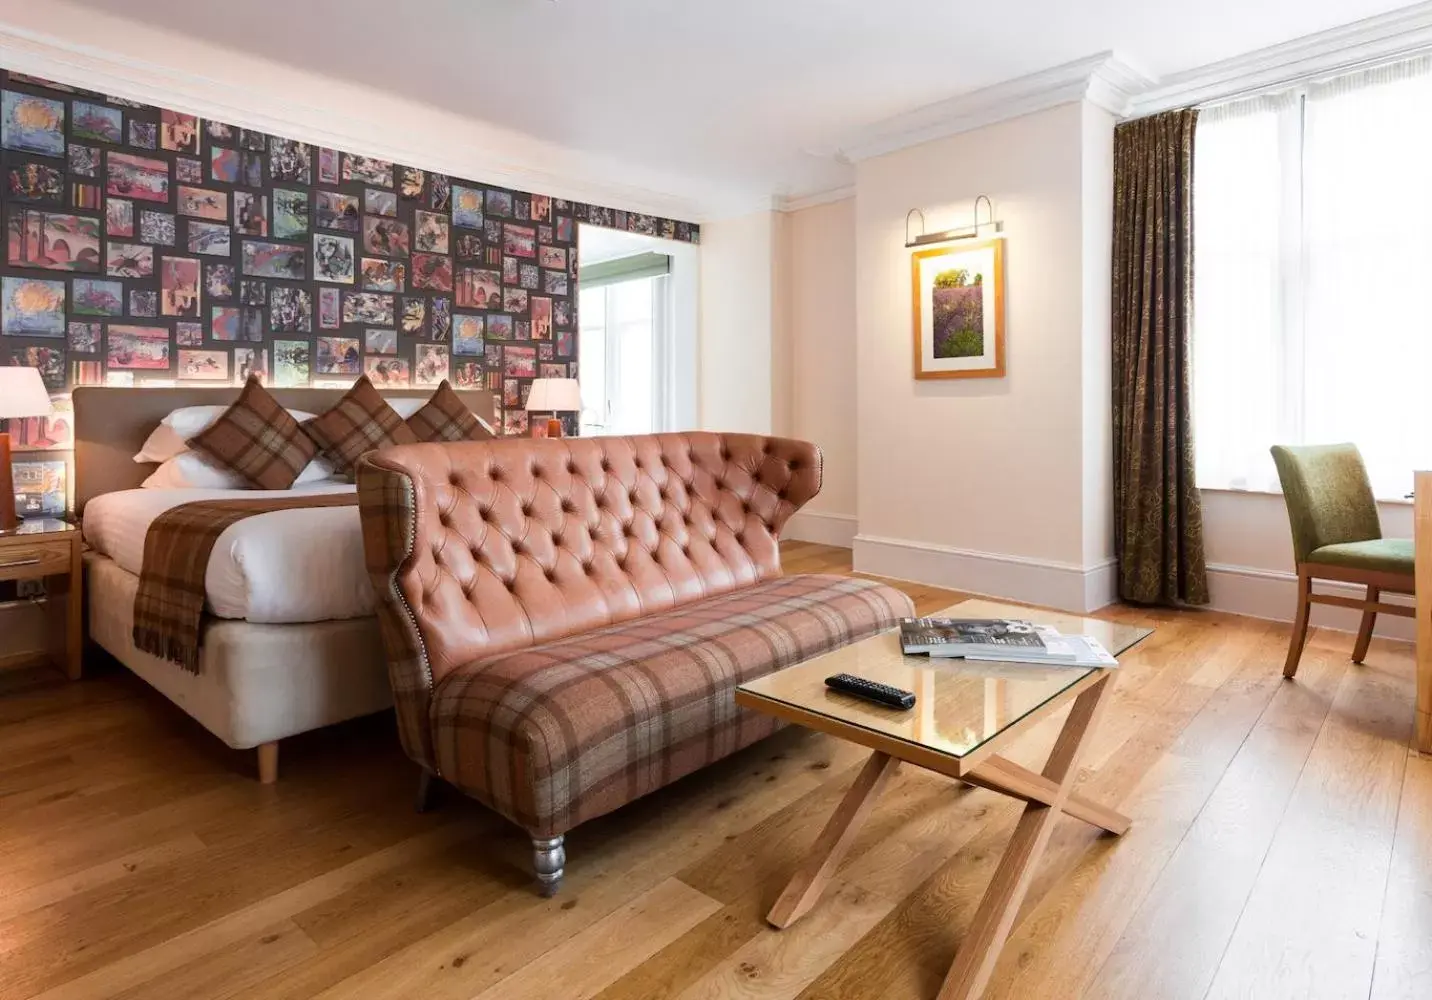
xmin=741 ymin=670 xmax=1124 ymax=1000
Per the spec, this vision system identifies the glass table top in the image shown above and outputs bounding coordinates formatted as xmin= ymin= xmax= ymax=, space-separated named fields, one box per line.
xmin=0 ymin=517 xmax=76 ymax=538
xmin=738 ymin=599 xmax=1152 ymax=765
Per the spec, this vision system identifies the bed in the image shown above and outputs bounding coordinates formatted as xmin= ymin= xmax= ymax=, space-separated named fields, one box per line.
xmin=73 ymin=385 xmax=498 ymax=782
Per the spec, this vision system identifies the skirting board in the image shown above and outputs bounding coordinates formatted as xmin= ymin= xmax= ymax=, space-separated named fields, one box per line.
xmin=1206 ymin=562 xmax=1415 ymax=643
xmin=783 ymin=511 xmax=858 ymax=548
xmin=853 ymin=533 xmax=1118 ymax=614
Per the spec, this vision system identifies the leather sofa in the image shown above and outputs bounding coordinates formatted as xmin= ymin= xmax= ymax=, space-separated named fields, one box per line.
xmin=356 ymin=432 xmax=914 ymax=895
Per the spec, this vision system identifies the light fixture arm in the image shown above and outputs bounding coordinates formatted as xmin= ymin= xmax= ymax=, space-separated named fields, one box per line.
xmin=903 ymin=195 xmax=1003 ymax=247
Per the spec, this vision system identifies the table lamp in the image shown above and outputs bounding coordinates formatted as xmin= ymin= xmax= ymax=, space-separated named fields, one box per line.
xmin=0 ymin=367 xmax=54 ymax=530
xmin=525 ymin=378 xmax=582 ymax=438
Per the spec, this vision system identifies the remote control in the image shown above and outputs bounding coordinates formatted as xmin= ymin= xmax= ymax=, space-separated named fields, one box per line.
xmin=824 ymin=673 xmax=916 ymax=710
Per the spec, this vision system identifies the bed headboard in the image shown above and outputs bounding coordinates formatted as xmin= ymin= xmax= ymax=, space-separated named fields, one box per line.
xmin=71 ymin=386 xmax=498 ymax=513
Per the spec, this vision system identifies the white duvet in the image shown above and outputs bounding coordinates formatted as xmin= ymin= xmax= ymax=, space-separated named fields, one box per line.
xmin=82 ymin=483 xmax=376 ymax=623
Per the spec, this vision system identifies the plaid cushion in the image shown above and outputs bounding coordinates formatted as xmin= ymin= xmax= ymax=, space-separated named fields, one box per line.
xmin=406 ymin=380 xmax=492 ymax=442
xmin=187 ymin=376 xmax=318 ymax=490
xmin=303 ymin=375 xmax=418 ymax=474
xmin=429 ymin=574 xmax=914 ymax=837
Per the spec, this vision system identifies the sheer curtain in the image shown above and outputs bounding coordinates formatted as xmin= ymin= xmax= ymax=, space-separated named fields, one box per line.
xmin=1194 ymin=57 xmax=1432 ymax=499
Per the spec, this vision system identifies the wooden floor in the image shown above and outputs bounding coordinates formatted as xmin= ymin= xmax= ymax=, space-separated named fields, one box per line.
xmin=2 ymin=540 xmax=1430 ymax=1000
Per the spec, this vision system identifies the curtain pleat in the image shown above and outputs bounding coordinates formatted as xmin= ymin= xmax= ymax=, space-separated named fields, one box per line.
xmin=1112 ymin=109 xmax=1210 ymax=606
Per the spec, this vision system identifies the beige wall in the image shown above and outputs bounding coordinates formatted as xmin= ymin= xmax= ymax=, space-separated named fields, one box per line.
xmin=783 ymin=199 xmax=858 ymax=539
xmin=851 ymin=103 xmax=1116 ymax=610
xmin=698 ymin=210 xmax=778 ymax=434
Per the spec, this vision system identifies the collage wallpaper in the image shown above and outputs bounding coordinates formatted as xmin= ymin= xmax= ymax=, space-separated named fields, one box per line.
xmin=0 ymin=69 xmax=699 ymax=517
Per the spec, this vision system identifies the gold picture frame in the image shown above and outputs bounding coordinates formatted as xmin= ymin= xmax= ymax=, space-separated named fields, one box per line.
xmin=911 ymin=238 xmax=1005 ymax=379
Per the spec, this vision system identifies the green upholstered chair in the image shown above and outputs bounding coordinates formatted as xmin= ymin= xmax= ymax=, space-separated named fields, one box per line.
xmin=1270 ymin=444 xmax=1415 ymax=678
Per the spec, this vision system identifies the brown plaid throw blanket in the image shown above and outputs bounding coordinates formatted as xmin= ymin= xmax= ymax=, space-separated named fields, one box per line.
xmin=132 ymin=493 xmax=359 ymax=672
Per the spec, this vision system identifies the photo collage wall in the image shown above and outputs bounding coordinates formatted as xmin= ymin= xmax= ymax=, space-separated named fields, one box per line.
xmin=0 ymin=68 xmax=700 ymax=518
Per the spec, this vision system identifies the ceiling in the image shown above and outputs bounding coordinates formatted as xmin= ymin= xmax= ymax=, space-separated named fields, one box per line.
xmin=40 ymin=0 xmax=1427 ymax=209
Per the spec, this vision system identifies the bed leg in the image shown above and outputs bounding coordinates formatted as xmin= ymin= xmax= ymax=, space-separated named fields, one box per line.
xmin=257 ymin=741 xmax=279 ymax=784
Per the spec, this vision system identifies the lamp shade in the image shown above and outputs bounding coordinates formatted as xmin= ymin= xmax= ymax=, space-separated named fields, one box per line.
xmin=0 ymin=367 xmax=53 ymax=419
xmin=525 ymin=378 xmax=581 ymax=413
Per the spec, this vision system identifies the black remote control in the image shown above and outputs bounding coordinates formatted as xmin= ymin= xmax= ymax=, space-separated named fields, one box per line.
xmin=825 ymin=673 xmax=916 ymax=710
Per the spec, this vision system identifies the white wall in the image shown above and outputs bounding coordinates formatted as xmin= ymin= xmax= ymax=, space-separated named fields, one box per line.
xmin=1080 ymin=105 xmax=1116 ymax=576
xmin=851 ymin=102 xmax=1117 ymax=611
xmin=698 ymin=210 xmax=778 ymax=434
xmin=782 ymin=198 xmax=859 ymax=546
xmin=1203 ymin=490 xmax=1415 ymax=640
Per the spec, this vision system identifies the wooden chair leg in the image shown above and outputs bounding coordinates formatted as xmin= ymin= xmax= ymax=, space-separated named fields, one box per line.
xmin=1352 ymin=585 xmax=1379 ymax=664
xmin=1283 ymin=572 xmax=1312 ymax=679
xmin=257 ymin=741 xmax=279 ymax=784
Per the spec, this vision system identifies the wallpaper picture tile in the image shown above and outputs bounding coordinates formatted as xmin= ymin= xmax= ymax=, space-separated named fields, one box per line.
xmin=0 ymin=68 xmax=699 ymax=511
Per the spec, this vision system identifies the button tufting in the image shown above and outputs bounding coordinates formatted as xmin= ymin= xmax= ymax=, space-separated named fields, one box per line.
xmin=566 ymin=461 xmax=577 ymax=474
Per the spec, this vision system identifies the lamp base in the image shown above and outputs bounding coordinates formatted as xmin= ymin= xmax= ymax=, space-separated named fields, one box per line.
xmin=546 ymin=417 xmax=563 ymax=439
xmin=0 ymin=431 xmax=16 ymax=533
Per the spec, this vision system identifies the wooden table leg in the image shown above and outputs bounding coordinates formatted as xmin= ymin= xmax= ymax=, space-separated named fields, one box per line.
xmin=766 ymin=750 xmax=900 ymax=929
xmin=964 ymin=754 xmax=1130 ymax=836
xmin=938 ymin=672 xmax=1118 ymax=1000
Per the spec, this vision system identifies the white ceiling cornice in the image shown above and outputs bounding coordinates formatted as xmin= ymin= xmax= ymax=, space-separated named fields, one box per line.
xmin=0 ymin=22 xmax=723 ymax=222
xmin=832 ymin=52 xmax=1152 ymax=163
xmin=776 ymin=185 xmax=855 ymax=213
xmin=1127 ymin=1 xmax=1432 ymax=117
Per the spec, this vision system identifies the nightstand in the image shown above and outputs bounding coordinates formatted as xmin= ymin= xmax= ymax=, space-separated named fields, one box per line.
xmin=0 ymin=518 xmax=82 ymax=680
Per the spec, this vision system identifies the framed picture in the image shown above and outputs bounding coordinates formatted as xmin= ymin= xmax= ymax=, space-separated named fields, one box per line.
xmin=911 ymin=238 xmax=1004 ymax=380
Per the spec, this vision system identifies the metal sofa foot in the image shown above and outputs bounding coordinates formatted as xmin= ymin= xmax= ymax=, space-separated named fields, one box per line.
xmin=532 ymin=835 xmax=565 ymax=897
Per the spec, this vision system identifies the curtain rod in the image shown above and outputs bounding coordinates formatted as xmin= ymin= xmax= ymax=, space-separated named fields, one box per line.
xmin=1192 ymin=45 xmax=1432 ymax=112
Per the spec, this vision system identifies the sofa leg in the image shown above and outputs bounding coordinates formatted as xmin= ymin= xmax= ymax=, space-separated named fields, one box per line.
xmin=532 ymin=835 xmax=565 ymax=897
xmin=415 ymin=769 xmax=441 ymax=813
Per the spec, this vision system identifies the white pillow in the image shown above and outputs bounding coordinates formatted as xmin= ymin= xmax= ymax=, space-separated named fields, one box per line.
xmin=134 ymin=405 xmax=318 ymax=464
xmin=141 ymin=450 xmax=338 ymax=490
xmin=386 ymin=395 xmax=497 ymax=436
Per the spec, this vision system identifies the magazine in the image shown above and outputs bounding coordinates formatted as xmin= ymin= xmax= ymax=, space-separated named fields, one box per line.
xmin=898 ymin=618 xmax=1074 ymax=660
xmin=961 ymin=634 xmax=1119 ymax=668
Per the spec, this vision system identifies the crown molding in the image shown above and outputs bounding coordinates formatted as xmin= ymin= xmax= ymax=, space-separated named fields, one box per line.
xmin=1127 ymin=2 xmax=1432 ymax=117
xmin=834 ymin=52 xmax=1151 ymax=162
xmin=0 ymin=22 xmax=720 ymax=222
xmin=776 ymin=185 xmax=855 ymax=213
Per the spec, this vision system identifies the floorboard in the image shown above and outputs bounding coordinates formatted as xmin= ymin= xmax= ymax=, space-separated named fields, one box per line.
xmin=1 ymin=542 xmax=1427 ymax=1000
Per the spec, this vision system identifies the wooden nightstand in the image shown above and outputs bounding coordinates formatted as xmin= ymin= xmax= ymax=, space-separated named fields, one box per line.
xmin=0 ymin=518 xmax=82 ymax=680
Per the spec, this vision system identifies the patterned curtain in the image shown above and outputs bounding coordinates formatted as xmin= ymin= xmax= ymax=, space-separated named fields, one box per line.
xmin=1112 ymin=109 xmax=1210 ymax=606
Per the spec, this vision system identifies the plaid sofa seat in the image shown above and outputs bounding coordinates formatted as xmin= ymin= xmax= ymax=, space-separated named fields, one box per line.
xmin=429 ymin=573 xmax=914 ymax=837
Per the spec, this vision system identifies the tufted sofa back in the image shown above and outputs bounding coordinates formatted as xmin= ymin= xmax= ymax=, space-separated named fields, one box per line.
xmin=356 ymin=432 xmax=822 ymax=767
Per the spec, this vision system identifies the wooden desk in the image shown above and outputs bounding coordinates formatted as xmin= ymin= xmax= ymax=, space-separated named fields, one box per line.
xmin=1416 ymin=471 xmax=1432 ymax=754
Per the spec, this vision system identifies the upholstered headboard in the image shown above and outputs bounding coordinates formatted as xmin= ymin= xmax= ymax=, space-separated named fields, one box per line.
xmin=71 ymin=386 xmax=498 ymax=513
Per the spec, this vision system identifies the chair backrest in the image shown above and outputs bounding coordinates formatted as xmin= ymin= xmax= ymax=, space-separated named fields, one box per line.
xmin=1269 ymin=443 xmax=1381 ymax=564
xmin=356 ymin=432 xmax=822 ymax=768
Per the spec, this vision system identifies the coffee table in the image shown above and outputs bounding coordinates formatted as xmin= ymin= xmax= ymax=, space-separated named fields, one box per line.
xmin=735 ymin=598 xmax=1151 ymax=1000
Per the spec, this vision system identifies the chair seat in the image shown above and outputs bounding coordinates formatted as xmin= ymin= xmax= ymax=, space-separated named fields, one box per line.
xmin=1308 ymin=537 xmax=1414 ymax=577
xmin=429 ymin=573 xmax=915 ymax=837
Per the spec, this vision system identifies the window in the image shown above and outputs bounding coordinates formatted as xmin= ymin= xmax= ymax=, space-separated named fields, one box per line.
xmin=1194 ymin=57 xmax=1432 ymax=500
xmin=578 ymin=275 xmax=668 ymax=435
